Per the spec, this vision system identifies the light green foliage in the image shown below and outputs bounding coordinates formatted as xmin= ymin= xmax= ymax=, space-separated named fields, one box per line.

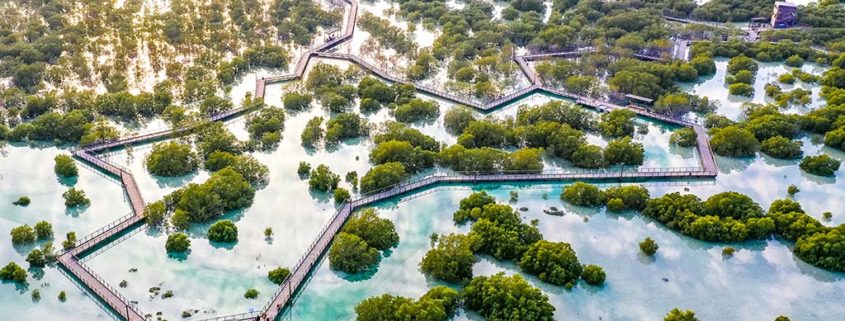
xmin=207 ymin=220 xmax=238 ymax=243
xmin=360 ymin=162 xmax=408 ymax=193
xmin=670 ymin=128 xmax=697 ymax=147
xmin=0 ymin=262 xmax=27 ymax=283
xmin=267 ymin=267 xmax=291 ymax=284
xmin=63 ymin=188 xmax=90 ymax=207
xmin=467 ymin=204 xmax=543 ymax=261
xmin=761 ymin=136 xmax=803 ymax=159
xmin=581 ymin=264 xmax=606 ymax=285
xmin=334 ymin=188 xmax=351 ymax=204
xmin=33 ymin=221 xmax=52 ymax=240
xmin=710 ymin=126 xmax=760 ymax=157
xmin=664 ymin=308 xmax=700 ymax=321
xmin=603 ymin=185 xmax=650 ymax=211
xmin=394 ymin=99 xmax=440 ymax=123
xmin=342 ymin=208 xmax=399 ymax=251
xmin=53 ymin=155 xmax=78 ymax=177
xmin=326 ymin=113 xmax=369 ymax=143
xmin=561 ymin=182 xmax=604 ymax=207
xmin=518 ymin=240 xmax=582 ymax=287
xmin=599 ymin=109 xmax=636 ymax=138
xmin=165 ymin=168 xmax=255 ymax=222
xmin=244 ymin=289 xmax=259 ymax=299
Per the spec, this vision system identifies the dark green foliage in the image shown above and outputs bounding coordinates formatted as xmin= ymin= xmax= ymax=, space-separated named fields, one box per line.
xmin=516 ymin=101 xmax=595 ymax=131
xmin=581 ymin=264 xmax=606 ymax=285
xmin=198 ymin=95 xmax=234 ymax=117
xmin=761 ymin=136 xmax=803 ymax=159
xmin=670 ymin=128 xmax=697 ymax=147
xmin=343 ymin=208 xmax=399 ymax=251
xmin=370 ymin=140 xmax=436 ymax=172
xmin=26 ymin=249 xmax=46 ymax=267
xmin=267 ymin=267 xmax=291 ymax=284
xmin=217 ymin=46 xmax=289 ymax=84
xmin=272 ymin=0 xmax=341 ymax=46
xmin=571 ymin=145 xmax=606 ymax=168
xmin=800 ymin=154 xmax=841 ymax=176
xmin=166 ymin=168 xmax=255 ymax=222
xmin=309 ymin=164 xmax=340 ymax=192
xmin=360 ymin=162 xmax=408 ymax=193
xmin=283 ymin=92 xmax=312 ymax=111
xmin=663 ymin=308 xmax=700 ymax=321
xmin=334 ymin=188 xmax=351 ymax=204
xmin=165 ymin=233 xmax=190 ymax=253
xmin=373 ymin=123 xmax=439 ymax=151
xmin=62 ymin=232 xmax=77 ymax=250
xmin=297 ymin=162 xmax=311 ymax=176
xmin=444 ymin=106 xmax=476 ymax=134
xmin=561 ymin=182 xmax=603 ymax=207
xmin=463 ymin=273 xmax=555 ymax=321
xmin=244 ymin=289 xmax=259 ymax=299
xmin=329 ymin=232 xmax=380 ymax=274
xmin=245 ymin=106 xmax=285 ymax=149
xmin=12 ymin=196 xmax=31 ymax=206
xmin=728 ymin=83 xmax=754 ymax=96
xmin=824 ymin=128 xmax=845 ymax=151
xmin=639 ymin=237 xmax=659 ymax=256
xmin=62 ymin=188 xmax=90 ymax=207
xmin=145 ymin=142 xmax=200 ymax=177
xmin=355 ymin=286 xmax=459 ymax=321
xmin=358 ymin=13 xmax=416 ymax=54
xmin=394 ymin=99 xmax=440 ymax=123
xmin=710 ymin=126 xmax=759 ymax=157
xmin=701 ymin=192 xmax=764 ymax=220
xmin=53 ymin=155 xmax=78 ymax=177
xmin=203 ymin=152 xmax=269 ymax=186
xmin=420 ymin=233 xmax=477 ymax=283
xmin=458 ymin=120 xmax=511 ymax=148
xmin=207 ymin=220 xmax=238 ymax=243
xmin=144 ymin=201 xmax=167 ymax=226
xmin=468 ymin=204 xmax=542 ymax=261
xmin=518 ymin=240 xmax=582 ymax=287
xmin=604 ymin=137 xmax=644 ymax=166
xmin=0 ymin=262 xmax=27 ymax=283
xmin=599 ymin=109 xmax=636 ymax=138
xmin=326 ymin=113 xmax=369 ymax=143
xmin=33 ymin=221 xmax=52 ymax=240
xmin=438 ymin=145 xmax=510 ymax=172
xmin=452 ymin=191 xmax=497 ymax=224
xmin=301 ymin=116 xmax=324 ymax=147
xmin=196 ymin=122 xmax=241 ymax=159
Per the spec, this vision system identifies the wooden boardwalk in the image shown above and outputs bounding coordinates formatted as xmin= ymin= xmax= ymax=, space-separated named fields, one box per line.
xmin=58 ymin=1 xmax=723 ymax=320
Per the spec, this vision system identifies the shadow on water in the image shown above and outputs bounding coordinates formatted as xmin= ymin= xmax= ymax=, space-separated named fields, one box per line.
xmin=716 ymin=155 xmax=755 ymax=173
xmin=167 ymin=251 xmax=190 ymax=262
xmin=57 ymin=175 xmax=78 ymax=187
xmin=1 ymin=279 xmax=30 ymax=294
xmin=332 ymin=263 xmax=380 ymax=283
xmin=153 ymin=172 xmax=199 ymax=189
xmin=65 ymin=204 xmax=90 ymax=217
xmin=799 ymin=170 xmax=837 ymax=185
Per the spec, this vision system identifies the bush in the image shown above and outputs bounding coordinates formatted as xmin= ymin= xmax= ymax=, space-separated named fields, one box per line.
xmin=571 ymin=144 xmax=606 ymax=168
xmin=166 ymin=168 xmax=255 ymax=222
xmin=728 ymin=83 xmax=754 ymax=96
xmin=420 ymin=233 xmax=477 ymax=283
xmin=604 ymin=137 xmax=644 ymax=166
xmin=603 ymin=185 xmax=650 ymax=211
xmin=710 ymin=126 xmax=760 ymax=157
xmin=639 ymin=237 xmax=659 ymax=256
xmin=761 ymin=136 xmax=803 ymax=159
xmin=333 ymin=188 xmax=351 ymax=203
xmin=207 ymin=220 xmax=238 ymax=243
xmin=785 ymin=55 xmax=804 ymax=67
xmin=670 ymin=128 xmax=697 ymax=147
xmin=393 ymin=99 xmax=440 ymax=123
xmin=144 ymin=201 xmax=167 ymax=226
xmin=283 ymin=92 xmax=312 ymax=110
xmin=62 ymin=232 xmax=77 ymax=250
xmin=245 ymin=106 xmax=285 ymax=148
xmin=343 ymin=208 xmax=399 ymax=251
xmin=26 ymin=249 xmax=46 ymax=267
xmin=355 ymin=286 xmax=459 ymax=321
xmin=12 ymin=196 xmax=30 ymax=206
xmin=308 ymin=164 xmax=340 ymax=192
xmin=444 ymin=106 xmax=476 ymax=134
xmin=664 ymin=308 xmax=700 ymax=321
xmin=518 ymin=240 xmax=582 ymax=287
xmin=467 ymin=204 xmax=542 ymax=261
xmin=34 ymin=221 xmax=53 ymax=239
xmin=145 ymin=142 xmax=199 ymax=176
xmin=244 ymin=289 xmax=259 ymax=299
xmin=463 ymin=273 xmax=555 ymax=321
xmin=267 ymin=267 xmax=291 ymax=284
xmin=561 ymin=182 xmax=603 ymax=207
xmin=360 ymin=162 xmax=408 ymax=193
xmin=702 ymin=192 xmax=764 ymax=220
xmin=800 ymin=154 xmax=841 ymax=176
xmin=0 ymin=262 xmax=27 ymax=283
xmin=165 ymin=233 xmax=190 ymax=253
xmin=727 ymin=55 xmax=758 ymax=74
xmin=793 ymin=226 xmax=845 ymax=272
xmin=11 ymin=225 xmax=36 ymax=245
xmin=580 ymin=264 xmax=606 ymax=285
xmin=328 ymin=232 xmax=379 ymax=273
xmin=297 ymin=162 xmax=311 ymax=176
xmin=301 ymin=116 xmax=324 ymax=147
xmin=787 ymin=185 xmax=799 ymax=196
xmin=63 ymin=188 xmax=90 ymax=207
xmin=824 ymin=128 xmax=845 ymax=150
xmin=54 ymin=155 xmax=78 ymax=177
xmin=598 ymin=109 xmax=636 ymax=138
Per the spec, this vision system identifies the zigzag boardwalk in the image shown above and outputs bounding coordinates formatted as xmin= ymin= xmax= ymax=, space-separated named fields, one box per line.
xmin=258 ymin=168 xmax=716 ymax=321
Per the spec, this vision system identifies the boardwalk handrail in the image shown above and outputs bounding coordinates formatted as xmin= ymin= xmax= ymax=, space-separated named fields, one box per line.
xmin=68 ymin=257 xmax=145 ymax=320
xmin=62 ymin=212 xmax=137 ymax=255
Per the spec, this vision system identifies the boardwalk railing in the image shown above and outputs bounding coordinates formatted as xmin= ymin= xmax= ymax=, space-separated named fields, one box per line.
xmin=61 ymin=257 xmax=146 ymax=321
xmin=61 ymin=212 xmax=136 ymax=255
